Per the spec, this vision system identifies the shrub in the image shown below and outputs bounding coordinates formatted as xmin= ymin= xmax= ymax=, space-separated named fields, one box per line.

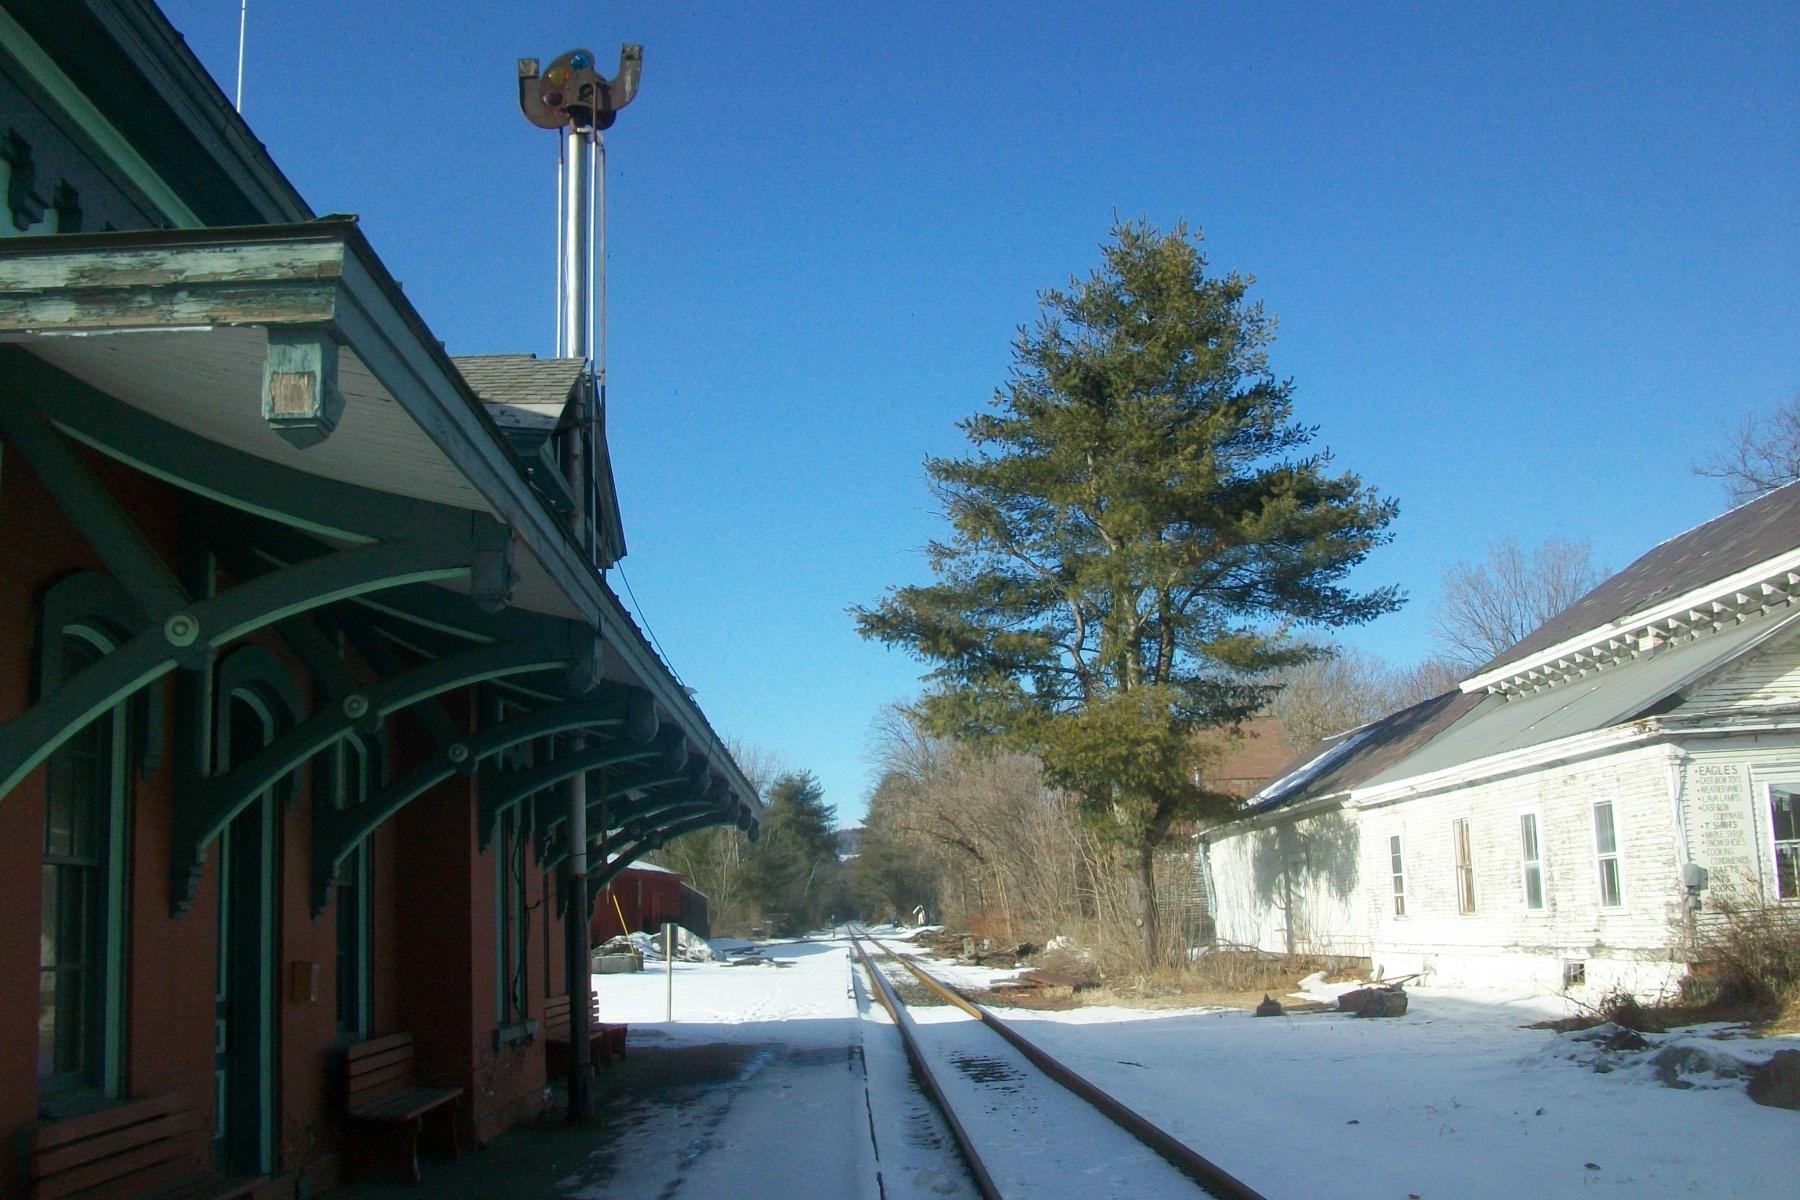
xmin=1686 ymin=899 xmax=1800 ymax=1020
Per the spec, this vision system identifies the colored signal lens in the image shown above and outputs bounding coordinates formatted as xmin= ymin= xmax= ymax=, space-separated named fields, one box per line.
xmin=541 ymin=88 xmax=564 ymax=107
xmin=546 ymin=66 xmax=569 ymax=85
xmin=571 ymin=51 xmax=592 ymax=70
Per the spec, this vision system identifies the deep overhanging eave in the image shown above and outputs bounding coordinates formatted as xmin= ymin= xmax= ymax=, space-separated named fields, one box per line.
xmin=0 ymin=221 xmax=757 ymax=817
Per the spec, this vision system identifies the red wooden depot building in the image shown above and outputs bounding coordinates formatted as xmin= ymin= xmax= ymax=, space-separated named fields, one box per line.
xmin=0 ymin=2 xmax=757 ymax=1195
xmin=591 ymin=862 xmax=710 ymax=942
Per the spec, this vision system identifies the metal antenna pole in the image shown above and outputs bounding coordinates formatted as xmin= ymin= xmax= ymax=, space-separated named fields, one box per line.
xmin=590 ymin=134 xmax=604 ymax=565
xmin=518 ymin=43 xmax=641 ymax=1125
xmin=234 ymin=0 xmax=247 ymax=112
xmin=562 ymin=126 xmax=591 ymax=365
xmin=555 ymin=134 xmax=565 ymax=357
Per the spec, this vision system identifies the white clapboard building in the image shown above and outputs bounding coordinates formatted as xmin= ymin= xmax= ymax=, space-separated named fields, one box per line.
xmin=1203 ymin=482 xmax=1800 ymax=996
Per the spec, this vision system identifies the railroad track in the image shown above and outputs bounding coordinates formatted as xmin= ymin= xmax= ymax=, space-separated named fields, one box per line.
xmin=848 ymin=927 xmax=1267 ymax=1200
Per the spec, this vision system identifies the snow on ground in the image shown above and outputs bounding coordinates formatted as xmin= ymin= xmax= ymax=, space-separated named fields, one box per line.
xmin=992 ymin=977 xmax=1800 ymax=1199
xmin=870 ymin=928 xmax=1033 ymax=993
xmin=562 ymin=935 xmax=1796 ymax=1199
xmin=571 ymin=937 xmax=882 ymax=1199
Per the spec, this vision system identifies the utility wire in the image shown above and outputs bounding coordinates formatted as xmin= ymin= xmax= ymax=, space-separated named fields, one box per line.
xmin=613 ymin=560 xmax=688 ymax=690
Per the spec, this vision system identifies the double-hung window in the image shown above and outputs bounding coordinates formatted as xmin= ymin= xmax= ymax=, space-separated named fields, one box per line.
xmin=1593 ymin=801 xmax=1623 ymax=908
xmin=1453 ymin=818 xmax=1476 ymax=914
xmin=1772 ymin=787 xmax=1800 ymax=901
xmin=1389 ymin=835 xmax=1407 ymax=917
xmin=1519 ymin=814 xmax=1545 ymax=911
xmin=39 ymin=634 xmax=126 ymax=1100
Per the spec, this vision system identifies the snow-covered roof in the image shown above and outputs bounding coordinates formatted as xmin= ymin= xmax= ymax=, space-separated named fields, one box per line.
xmin=605 ymin=856 xmax=679 ymax=876
xmin=1235 ymin=690 xmax=1480 ymax=818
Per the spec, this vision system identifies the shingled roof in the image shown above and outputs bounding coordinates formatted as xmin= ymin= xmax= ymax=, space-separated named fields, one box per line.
xmin=1479 ymin=481 xmax=1800 ymax=677
xmin=452 ymin=354 xmax=586 ymax=429
xmin=1242 ymin=689 xmax=1483 ymax=816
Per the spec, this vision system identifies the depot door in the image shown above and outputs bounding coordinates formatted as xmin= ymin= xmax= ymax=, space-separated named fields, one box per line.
xmin=215 ymin=695 xmax=277 ymax=1175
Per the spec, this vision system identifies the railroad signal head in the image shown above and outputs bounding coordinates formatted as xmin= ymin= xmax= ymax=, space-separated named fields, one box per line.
xmin=518 ymin=46 xmax=642 ymax=132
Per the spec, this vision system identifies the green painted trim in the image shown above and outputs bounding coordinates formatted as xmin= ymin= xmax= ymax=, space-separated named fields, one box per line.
xmin=479 ymin=744 xmax=665 ymax=847
xmin=0 ymin=396 xmax=190 ymax=618
xmin=0 ymin=10 xmax=200 ymax=228
xmin=3 ymin=347 xmax=473 ymax=546
xmin=311 ymin=689 xmax=644 ymax=914
xmin=102 ymin=685 xmax=128 ymax=1099
xmin=196 ymin=635 xmax=567 ymax=847
xmin=0 ymin=538 xmax=472 ymax=816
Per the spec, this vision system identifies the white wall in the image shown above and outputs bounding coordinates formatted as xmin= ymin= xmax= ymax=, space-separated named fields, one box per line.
xmin=1203 ymin=621 xmax=1800 ymax=998
xmin=1359 ymin=745 xmax=1685 ymax=992
xmin=1207 ymin=804 xmax=1370 ymax=958
xmin=1678 ymin=736 xmax=1800 ymax=909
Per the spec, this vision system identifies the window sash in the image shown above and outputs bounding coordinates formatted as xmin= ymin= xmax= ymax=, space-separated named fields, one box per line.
xmin=1772 ymin=789 xmax=1800 ymax=901
xmin=1520 ymin=814 xmax=1544 ymax=911
xmin=1389 ymin=835 xmax=1406 ymax=917
xmin=1594 ymin=802 xmax=1622 ymax=908
xmin=1453 ymin=818 xmax=1476 ymax=914
xmin=38 ymin=635 xmax=123 ymax=1097
xmin=335 ymin=739 xmax=372 ymax=1038
xmin=494 ymin=807 xmax=530 ymax=1025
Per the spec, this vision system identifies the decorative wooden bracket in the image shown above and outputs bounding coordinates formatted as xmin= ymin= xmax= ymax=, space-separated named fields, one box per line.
xmin=261 ymin=326 xmax=345 ymax=449
xmin=0 ymin=535 xmax=473 ymax=812
xmin=580 ymin=808 xmax=744 ymax=916
xmin=173 ymin=632 xmax=570 ymax=914
xmin=310 ymin=686 xmax=651 ymax=914
xmin=527 ymin=728 xmax=695 ymax=840
xmin=546 ymin=776 xmax=734 ymax=879
xmin=476 ymin=736 xmax=667 ymax=852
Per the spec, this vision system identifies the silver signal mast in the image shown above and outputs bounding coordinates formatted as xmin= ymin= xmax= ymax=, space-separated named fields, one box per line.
xmin=516 ymin=42 xmax=640 ymax=1127
xmin=518 ymin=46 xmax=641 ymax=366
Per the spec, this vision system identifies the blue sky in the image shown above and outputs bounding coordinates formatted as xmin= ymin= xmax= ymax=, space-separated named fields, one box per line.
xmin=161 ymin=1 xmax=1797 ymax=824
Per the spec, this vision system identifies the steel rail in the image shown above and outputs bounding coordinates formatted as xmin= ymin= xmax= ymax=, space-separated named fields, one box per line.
xmin=851 ymin=927 xmax=1269 ymax=1200
xmin=849 ymin=932 xmax=1005 ymax=1200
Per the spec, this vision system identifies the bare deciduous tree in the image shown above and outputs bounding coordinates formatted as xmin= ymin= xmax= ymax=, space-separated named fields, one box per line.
xmin=1696 ymin=391 xmax=1800 ymax=506
xmin=1433 ymin=537 xmax=1607 ymax=667
xmin=1267 ymin=646 xmax=1396 ymax=746
xmin=1267 ymin=645 xmax=1468 ymax=747
xmin=1385 ymin=654 xmax=1465 ymax=708
xmin=651 ymin=739 xmax=788 ymax=935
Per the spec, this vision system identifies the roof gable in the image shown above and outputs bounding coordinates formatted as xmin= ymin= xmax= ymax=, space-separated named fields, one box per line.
xmin=1471 ymin=481 xmax=1800 ymax=689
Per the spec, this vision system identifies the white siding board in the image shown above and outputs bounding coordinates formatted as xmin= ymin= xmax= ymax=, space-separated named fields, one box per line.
xmin=1207 ymin=805 xmax=1369 ymax=957
xmin=1681 ymin=626 xmax=1800 ymax=712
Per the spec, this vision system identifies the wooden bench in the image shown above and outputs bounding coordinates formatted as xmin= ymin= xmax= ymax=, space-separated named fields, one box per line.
xmin=340 ymin=1032 xmax=462 ymax=1184
xmin=28 ymin=1092 xmax=262 ymax=1200
xmin=542 ymin=994 xmax=628 ymax=1077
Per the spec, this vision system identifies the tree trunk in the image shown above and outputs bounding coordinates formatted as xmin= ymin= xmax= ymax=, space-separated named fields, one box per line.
xmin=1138 ymin=842 xmax=1160 ymax=968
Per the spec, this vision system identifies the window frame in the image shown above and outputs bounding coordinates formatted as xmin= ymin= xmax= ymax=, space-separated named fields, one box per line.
xmin=1767 ymin=782 xmax=1800 ymax=903
xmin=1452 ymin=817 xmax=1476 ymax=915
xmin=494 ymin=803 xmax=531 ymax=1028
xmin=37 ymin=624 xmax=130 ymax=1106
xmin=1519 ymin=810 xmax=1546 ymax=913
xmin=1593 ymin=800 xmax=1624 ymax=910
xmin=1388 ymin=834 xmax=1407 ymax=918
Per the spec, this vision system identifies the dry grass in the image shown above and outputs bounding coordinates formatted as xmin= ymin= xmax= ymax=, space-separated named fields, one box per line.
xmin=1533 ymin=903 xmax=1800 ymax=1035
xmin=1684 ymin=900 xmax=1800 ymax=1031
xmin=1058 ymin=949 xmax=1367 ymax=1011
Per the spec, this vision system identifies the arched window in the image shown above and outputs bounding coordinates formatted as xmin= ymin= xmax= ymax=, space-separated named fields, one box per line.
xmin=38 ymin=627 xmax=128 ymax=1103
